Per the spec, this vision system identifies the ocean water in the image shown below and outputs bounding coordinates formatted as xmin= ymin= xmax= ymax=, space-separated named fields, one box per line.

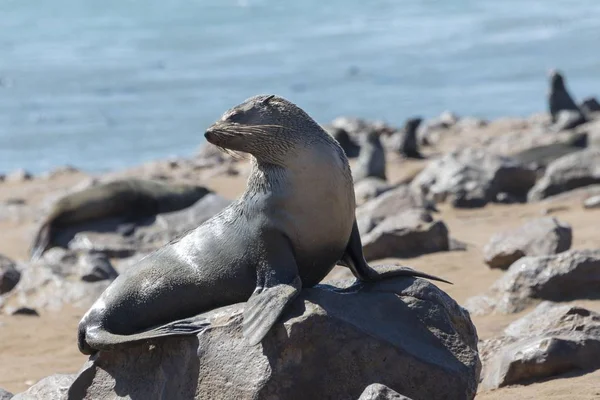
xmin=1 ymin=0 xmax=599 ymax=174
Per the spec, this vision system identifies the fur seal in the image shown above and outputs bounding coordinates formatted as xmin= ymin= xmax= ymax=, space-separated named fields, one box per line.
xmin=30 ymin=179 xmax=210 ymax=260
xmin=548 ymin=69 xmax=585 ymax=124
xmin=398 ymin=117 xmax=424 ymax=159
xmin=352 ymin=129 xmax=386 ymax=182
xmin=77 ymin=94 xmax=450 ymax=355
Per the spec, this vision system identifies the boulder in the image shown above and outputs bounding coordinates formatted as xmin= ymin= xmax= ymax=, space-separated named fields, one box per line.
xmin=580 ymin=96 xmax=600 ymax=114
xmin=583 ymin=194 xmax=600 ymax=209
xmin=528 ymin=148 xmax=600 ymax=201
xmin=0 ymin=388 xmax=12 ymax=400
xmin=553 ymin=110 xmax=587 ymax=131
xmin=480 ymin=302 xmax=600 ymax=390
xmin=356 ymin=185 xmax=434 ymax=235
xmin=358 ymin=384 xmax=413 ymax=400
xmin=465 ymin=250 xmax=600 ymax=315
xmin=410 ymin=148 xmax=536 ymax=208
xmin=0 ymin=250 xmax=112 ymax=314
xmin=78 ymin=252 xmax=119 ymax=282
xmin=5 ymin=168 xmax=32 ymax=182
xmin=362 ymin=209 xmax=450 ymax=261
xmin=352 ymin=131 xmax=386 ymax=183
xmin=0 ymin=254 xmax=20 ymax=295
xmin=354 ymin=178 xmax=394 ymax=207
xmin=12 ymin=374 xmax=75 ymax=400
xmin=65 ymin=275 xmax=480 ymax=400
xmin=483 ymin=217 xmax=572 ymax=270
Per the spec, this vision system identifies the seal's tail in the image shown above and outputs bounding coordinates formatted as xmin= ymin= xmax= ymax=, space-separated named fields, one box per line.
xmin=30 ymin=221 xmax=52 ymax=261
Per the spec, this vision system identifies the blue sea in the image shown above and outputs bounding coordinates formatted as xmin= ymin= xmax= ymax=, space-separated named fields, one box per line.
xmin=1 ymin=0 xmax=599 ymax=174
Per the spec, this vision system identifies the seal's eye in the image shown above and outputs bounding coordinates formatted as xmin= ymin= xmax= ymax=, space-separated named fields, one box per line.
xmin=227 ymin=111 xmax=244 ymax=123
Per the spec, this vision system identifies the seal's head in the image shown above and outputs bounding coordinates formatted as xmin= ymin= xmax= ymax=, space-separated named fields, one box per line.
xmin=549 ymin=69 xmax=565 ymax=90
xmin=405 ymin=117 xmax=423 ymax=133
xmin=204 ymin=94 xmax=328 ymax=165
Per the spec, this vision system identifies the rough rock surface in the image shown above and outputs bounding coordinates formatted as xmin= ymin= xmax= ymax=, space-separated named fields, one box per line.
xmin=356 ymin=185 xmax=434 ymax=235
xmin=358 ymin=383 xmax=413 ymax=400
xmin=354 ymin=178 xmax=394 ymax=207
xmin=483 ymin=217 xmax=572 ymax=270
xmin=528 ymin=148 xmax=600 ymax=201
xmin=410 ymin=148 xmax=537 ymax=208
xmin=583 ymin=194 xmax=600 ymax=209
xmin=0 ymin=250 xmax=113 ymax=314
xmin=0 ymin=254 xmax=20 ymax=295
xmin=465 ymin=250 xmax=600 ymax=315
xmin=362 ymin=209 xmax=450 ymax=261
xmin=480 ymin=302 xmax=600 ymax=390
xmin=0 ymin=388 xmax=13 ymax=400
xmin=11 ymin=374 xmax=75 ymax=400
xmin=63 ymin=276 xmax=480 ymax=400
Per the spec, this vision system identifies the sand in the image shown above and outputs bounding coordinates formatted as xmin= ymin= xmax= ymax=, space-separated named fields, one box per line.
xmin=1 ymin=154 xmax=599 ymax=398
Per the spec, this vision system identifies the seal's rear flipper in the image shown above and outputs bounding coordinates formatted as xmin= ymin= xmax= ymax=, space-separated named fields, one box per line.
xmin=79 ymin=316 xmax=210 ymax=355
xmin=340 ymin=219 xmax=452 ymax=285
xmin=30 ymin=221 xmax=52 ymax=261
xmin=243 ymin=275 xmax=301 ymax=346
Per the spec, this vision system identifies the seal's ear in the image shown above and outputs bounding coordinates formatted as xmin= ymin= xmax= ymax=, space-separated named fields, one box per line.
xmin=261 ymin=95 xmax=275 ymax=105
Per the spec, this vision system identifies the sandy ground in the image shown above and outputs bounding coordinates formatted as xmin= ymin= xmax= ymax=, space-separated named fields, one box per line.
xmin=1 ymin=155 xmax=600 ymax=398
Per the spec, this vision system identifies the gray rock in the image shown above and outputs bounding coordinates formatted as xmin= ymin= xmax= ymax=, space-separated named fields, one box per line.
xmin=65 ymin=275 xmax=480 ymax=400
xmin=352 ymin=130 xmax=386 ymax=183
xmin=411 ymin=148 xmax=536 ymax=208
xmin=511 ymin=132 xmax=587 ymax=171
xmin=356 ymin=185 xmax=434 ymax=234
xmin=583 ymin=194 xmax=600 ymax=209
xmin=78 ymin=252 xmax=119 ymax=282
xmin=553 ymin=110 xmax=587 ymax=131
xmin=354 ymin=178 xmax=394 ymax=207
xmin=483 ymin=217 xmax=572 ymax=270
xmin=480 ymin=302 xmax=600 ymax=390
xmin=0 ymin=254 xmax=20 ymax=295
xmin=580 ymin=97 xmax=600 ymax=114
xmin=5 ymin=168 xmax=32 ymax=182
xmin=465 ymin=250 xmax=600 ymax=315
xmin=1 ymin=254 xmax=111 ymax=314
xmin=68 ymin=232 xmax=142 ymax=258
xmin=0 ymin=388 xmax=13 ymax=400
xmin=358 ymin=384 xmax=413 ymax=400
xmin=12 ymin=374 xmax=75 ymax=400
xmin=528 ymin=148 xmax=600 ymax=201
xmin=362 ymin=209 xmax=450 ymax=261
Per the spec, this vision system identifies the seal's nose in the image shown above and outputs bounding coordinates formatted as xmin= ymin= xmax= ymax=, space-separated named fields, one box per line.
xmin=204 ymin=129 xmax=216 ymax=143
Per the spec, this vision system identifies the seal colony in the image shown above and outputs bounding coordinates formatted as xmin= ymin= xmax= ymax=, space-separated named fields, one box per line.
xmin=77 ymin=94 xmax=450 ymax=355
xmin=30 ymin=178 xmax=210 ymax=260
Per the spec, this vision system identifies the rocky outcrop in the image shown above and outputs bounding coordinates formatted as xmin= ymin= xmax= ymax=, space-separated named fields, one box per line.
xmin=0 ymin=254 xmax=20 ymax=295
xmin=480 ymin=302 xmax=600 ymax=390
xmin=528 ymin=148 xmax=600 ymax=201
xmin=11 ymin=374 xmax=75 ymax=400
xmin=483 ymin=217 xmax=572 ymax=270
xmin=354 ymin=178 xmax=394 ymax=207
xmin=361 ymin=209 xmax=450 ymax=261
xmin=465 ymin=250 xmax=600 ymax=315
xmin=410 ymin=148 xmax=537 ymax=208
xmin=358 ymin=384 xmax=413 ymax=400
xmin=0 ymin=388 xmax=13 ymax=400
xmin=0 ymin=249 xmax=114 ymax=314
xmin=356 ymin=185 xmax=434 ymax=235
xmin=62 ymin=275 xmax=480 ymax=400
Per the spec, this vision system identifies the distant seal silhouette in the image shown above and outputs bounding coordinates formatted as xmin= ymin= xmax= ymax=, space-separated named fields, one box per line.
xmin=398 ymin=117 xmax=424 ymax=159
xmin=30 ymin=179 xmax=210 ymax=260
xmin=548 ymin=69 xmax=585 ymax=124
xmin=352 ymin=129 xmax=386 ymax=182
xmin=77 ymin=94 xmax=450 ymax=355
xmin=326 ymin=126 xmax=360 ymax=158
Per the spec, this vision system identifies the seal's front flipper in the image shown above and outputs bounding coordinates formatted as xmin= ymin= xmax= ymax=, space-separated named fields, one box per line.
xmin=243 ymin=232 xmax=302 ymax=346
xmin=339 ymin=219 xmax=452 ymax=285
xmin=243 ymin=275 xmax=301 ymax=346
